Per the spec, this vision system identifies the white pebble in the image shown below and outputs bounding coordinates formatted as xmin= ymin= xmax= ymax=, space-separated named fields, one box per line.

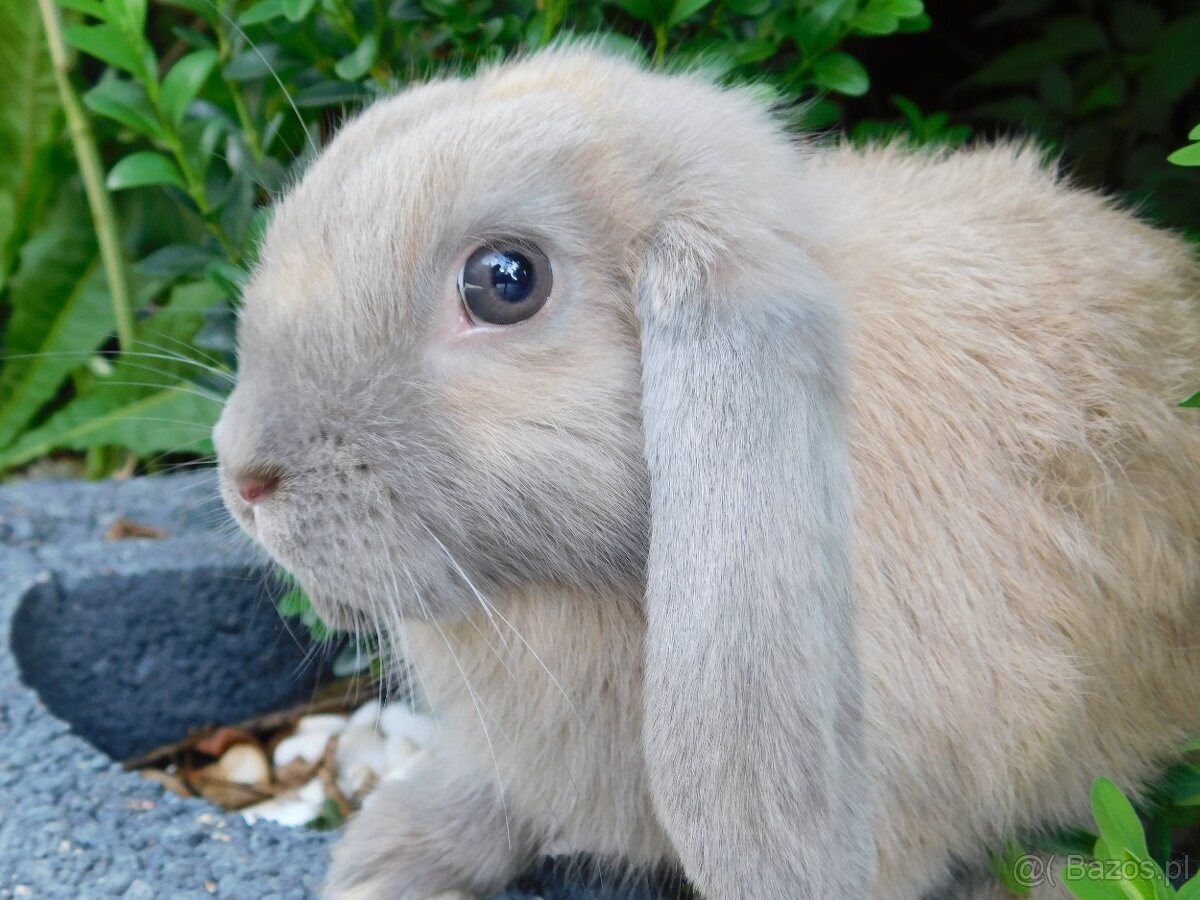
xmin=239 ymin=779 xmax=326 ymax=827
xmin=273 ymin=730 xmax=332 ymax=768
xmin=239 ymin=797 xmax=312 ymax=827
xmin=239 ymin=798 xmax=316 ymax=827
xmin=213 ymin=744 xmax=269 ymax=786
xmin=295 ymin=713 xmax=348 ymax=737
xmin=297 ymin=777 xmax=327 ymax=805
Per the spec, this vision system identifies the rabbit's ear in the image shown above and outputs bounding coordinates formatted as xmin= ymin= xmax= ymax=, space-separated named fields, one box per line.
xmin=637 ymin=221 xmax=875 ymax=897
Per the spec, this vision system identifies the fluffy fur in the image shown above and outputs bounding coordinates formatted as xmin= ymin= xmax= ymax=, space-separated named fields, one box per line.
xmin=213 ymin=47 xmax=1200 ymax=900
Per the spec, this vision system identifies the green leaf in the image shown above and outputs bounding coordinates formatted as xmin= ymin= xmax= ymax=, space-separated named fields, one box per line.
xmin=83 ymin=77 xmax=164 ymax=139
xmin=1180 ymin=389 xmax=1200 ymax=407
xmin=1190 ymin=123 xmax=1200 ymax=141
xmin=1151 ymin=763 xmax=1200 ymax=807
xmin=0 ymin=0 xmax=61 ymax=291
xmin=880 ymin=0 xmax=924 ymax=16
xmin=614 ymin=0 xmax=663 ymax=24
xmin=802 ymin=96 xmax=842 ymax=129
xmin=106 ymin=151 xmax=185 ymax=190
xmin=204 ymin=260 xmax=248 ymax=300
xmin=1111 ymin=1 xmax=1162 ymax=50
xmin=0 ymin=281 xmax=226 ymax=471
xmin=103 ymin=0 xmax=147 ymax=38
xmin=1028 ymin=826 xmax=1100 ymax=858
xmin=731 ymin=38 xmax=778 ymax=65
xmin=292 ymin=80 xmax=371 ymax=108
xmin=725 ymin=0 xmax=770 ymax=13
xmin=972 ymin=18 xmax=1107 ymax=86
xmin=1037 ymin=65 xmax=1073 ymax=111
xmin=1168 ymin=143 xmax=1200 ymax=167
xmin=1178 ymin=872 xmax=1200 ymax=900
xmin=281 ymin=0 xmax=317 ymax=21
xmin=300 ymin=603 xmax=333 ymax=640
xmin=1064 ymin=878 xmax=1134 ymax=900
xmin=1117 ymin=848 xmax=1165 ymax=900
xmin=1090 ymin=778 xmax=1151 ymax=860
xmin=1143 ymin=13 xmax=1200 ymax=107
xmin=160 ymin=49 xmax=218 ymax=125
xmin=1078 ymin=74 xmax=1127 ymax=114
xmin=238 ymin=0 xmax=286 ymax=25
xmin=56 ymin=0 xmax=109 ymax=18
xmin=222 ymin=44 xmax=293 ymax=82
xmin=161 ymin=0 xmax=219 ymax=25
xmin=136 ymin=244 xmax=221 ymax=277
xmin=986 ymin=840 xmax=1034 ymax=895
xmin=584 ymin=30 xmax=651 ymax=63
xmin=668 ymin=0 xmax=715 ymax=27
xmin=277 ymin=586 xmax=310 ymax=617
xmin=63 ymin=24 xmax=142 ymax=75
xmin=0 ymin=381 xmax=219 ymax=470
xmin=852 ymin=10 xmax=900 ymax=34
xmin=896 ymin=11 xmax=931 ymax=32
xmin=0 ymin=192 xmax=106 ymax=450
xmin=813 ymin=52 xmax=870 ymax=96
xmin=334 ymin=33 xmax=378 ymax=81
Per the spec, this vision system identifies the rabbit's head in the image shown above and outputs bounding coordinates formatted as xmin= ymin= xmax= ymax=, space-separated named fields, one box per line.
xmin=216 ymin=52 xmax=658 ymax=625
xmin=216 ymin=47 xmax=872 ymax=894
xmin=215 ymin=47 xmax=827 ymax=626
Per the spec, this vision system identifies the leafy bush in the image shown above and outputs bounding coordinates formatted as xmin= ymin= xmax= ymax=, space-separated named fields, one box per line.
xmin=993 ymin=766 xmax=1200 ymax=899
xmin=962 ymin=0 xmax=1200 ymax=235
xmin=0 ymin=0 xmax=931 ymax=478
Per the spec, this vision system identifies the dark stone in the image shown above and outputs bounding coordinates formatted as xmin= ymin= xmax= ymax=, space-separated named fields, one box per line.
xmin=12 ymin=565 xmax=327 ymax=760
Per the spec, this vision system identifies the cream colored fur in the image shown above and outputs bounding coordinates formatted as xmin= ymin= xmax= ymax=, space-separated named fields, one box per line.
xmin=213 ymin=47 xmax=1200 ymax=900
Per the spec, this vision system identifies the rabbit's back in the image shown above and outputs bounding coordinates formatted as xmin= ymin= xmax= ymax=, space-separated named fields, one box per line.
xmin=814 ymin=143 xmax=1200 ymax=893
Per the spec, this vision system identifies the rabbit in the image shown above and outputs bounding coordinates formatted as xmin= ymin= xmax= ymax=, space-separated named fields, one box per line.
xmin=212 ymin=45 xmax=1200 ymax=900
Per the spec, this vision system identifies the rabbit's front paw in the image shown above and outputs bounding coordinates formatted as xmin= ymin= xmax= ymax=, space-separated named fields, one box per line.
xmin=322 ymin=775 xmax=535 ymax=900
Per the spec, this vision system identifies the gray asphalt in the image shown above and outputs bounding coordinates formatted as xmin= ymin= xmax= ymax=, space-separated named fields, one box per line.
xmin=0 ymin=473 xmax=678 ymax=900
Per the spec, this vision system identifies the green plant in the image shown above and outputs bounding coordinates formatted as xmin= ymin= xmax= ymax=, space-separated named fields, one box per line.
xmin=965 ymin=0 xmax=1200 ymax=235
xmin=276 ymin=566 xmax=382 ymax=668
xmin=0 ymin=0 xmax=933 ymax=480
xmin=991 ymin=751 xmax=1200 ymax=898
xmin=1057 ymin=776 xmax=1200 ymax=900
xmin=851 ymin=93 xmax=973 ymax=147
xmin=1170 ymin=122 xmax=1200 ymax=409
xmin=1169 ymin=123 xmax=1200 ymax=167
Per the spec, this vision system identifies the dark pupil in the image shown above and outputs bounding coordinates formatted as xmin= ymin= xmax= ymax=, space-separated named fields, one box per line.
xmin=484 ymin=251 xmax=533 ymax=303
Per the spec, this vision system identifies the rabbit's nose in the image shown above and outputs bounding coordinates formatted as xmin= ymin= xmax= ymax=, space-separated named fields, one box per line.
xmin=236 ymin=470 xmax=281 ymax=504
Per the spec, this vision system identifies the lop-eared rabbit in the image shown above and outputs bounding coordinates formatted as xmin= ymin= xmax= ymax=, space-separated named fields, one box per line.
xmin=214 ymin=48 xmax=1200 ymax=899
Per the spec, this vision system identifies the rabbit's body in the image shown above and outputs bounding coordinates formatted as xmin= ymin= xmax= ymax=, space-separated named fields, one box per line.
xmin=820 ymin=145 xmax=1200 ymax=894
xmin=388 ymin=145 xmax=1200 ymax=899
xmin=214 ymin=49 xmax=1200 ymax=899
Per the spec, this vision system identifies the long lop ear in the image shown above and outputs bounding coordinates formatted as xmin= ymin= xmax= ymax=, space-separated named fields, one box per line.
xmin=638 ymin=220 xmax=875 ymax=898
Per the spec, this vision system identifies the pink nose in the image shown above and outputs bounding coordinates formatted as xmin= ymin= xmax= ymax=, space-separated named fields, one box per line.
xmin=236 ymin=471 xmax=281 ymax=504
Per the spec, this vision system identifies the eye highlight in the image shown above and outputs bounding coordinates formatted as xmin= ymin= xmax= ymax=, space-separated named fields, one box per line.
xmin=458 ymin=243 xmax=552 ymax=325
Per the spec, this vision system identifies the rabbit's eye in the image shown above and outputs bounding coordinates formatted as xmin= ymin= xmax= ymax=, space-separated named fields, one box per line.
xmin=458 ymin=244 xmax=552 ymax=325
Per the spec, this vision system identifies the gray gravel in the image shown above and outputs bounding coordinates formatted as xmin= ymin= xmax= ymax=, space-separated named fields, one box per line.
xmin=0 ymin=473 xmax=679 ymax=900
xmin=0 ymin=472 xmax=333 ymax=899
